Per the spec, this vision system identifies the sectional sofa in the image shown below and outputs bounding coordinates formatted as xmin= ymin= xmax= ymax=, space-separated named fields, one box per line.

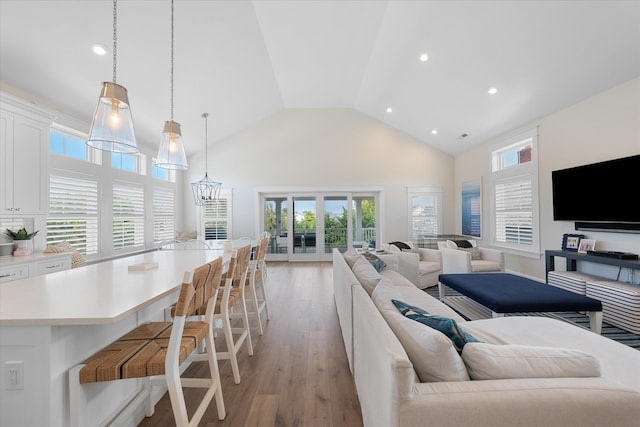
xmin=332 ymin=248 xmax=640 ymax=427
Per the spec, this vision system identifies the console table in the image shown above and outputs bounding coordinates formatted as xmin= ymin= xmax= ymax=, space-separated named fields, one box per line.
xmin=545 ymin=250 xmax=640 ymax=281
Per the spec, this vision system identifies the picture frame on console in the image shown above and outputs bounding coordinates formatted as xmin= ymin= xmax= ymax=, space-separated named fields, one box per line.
xmin=561 ymin=233 xmax=584 ymax=251
xmin=578 ymin=239 xmax=596 ymax=254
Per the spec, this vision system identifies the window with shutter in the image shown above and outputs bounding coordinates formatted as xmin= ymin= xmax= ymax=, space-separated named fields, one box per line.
xmin=46 ymin=173 xmax=99 ymax=255
xmin=408 ymin=188 xmax=442 ymax=242
xmin=199 ymin=190 xmax=232 ymax=240
xmin=153 ymin=189 xmax=175 ymax=244
xmin=113 ymin=183 xmax=144 ymax=250
xmin=490 ymin=128 xmax=540 ymax=255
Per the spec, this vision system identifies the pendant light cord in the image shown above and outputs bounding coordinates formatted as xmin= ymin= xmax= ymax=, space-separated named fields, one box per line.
xmin=112 ymin=0 xmax=118 ymax=83
xmin=170 ymin=0 xmax=174 ymax=121
xmin=202 ymin=112 xmax=209 ymax=176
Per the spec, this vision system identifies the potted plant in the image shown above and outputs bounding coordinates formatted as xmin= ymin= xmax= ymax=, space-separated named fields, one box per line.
xmin=5 ymin=228 xmax=39 ymax=256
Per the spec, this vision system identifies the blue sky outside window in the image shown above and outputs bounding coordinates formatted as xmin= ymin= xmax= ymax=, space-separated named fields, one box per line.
xmin=49 ymin=131 xmax=87 ymax=161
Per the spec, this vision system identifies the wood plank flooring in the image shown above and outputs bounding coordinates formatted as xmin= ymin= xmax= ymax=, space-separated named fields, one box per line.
xmin=138 ymin=262 xmax=363 ymax=427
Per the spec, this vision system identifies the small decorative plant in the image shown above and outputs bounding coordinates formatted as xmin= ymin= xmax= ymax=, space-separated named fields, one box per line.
xmin=5 ymin=228 xmax=39 ymax=240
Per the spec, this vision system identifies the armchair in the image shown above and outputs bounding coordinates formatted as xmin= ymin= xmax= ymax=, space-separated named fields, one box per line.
xmin=437 ymin=239 xmax=504 ymax=274
xmin=384 ymin=241 xmax=442 ymax=289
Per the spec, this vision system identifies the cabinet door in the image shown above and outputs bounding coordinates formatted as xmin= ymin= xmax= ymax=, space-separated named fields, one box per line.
xmin=1 ymin=113 xmax=48 ymax=215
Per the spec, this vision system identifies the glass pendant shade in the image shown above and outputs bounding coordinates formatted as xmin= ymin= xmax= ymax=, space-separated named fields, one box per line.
xmin=192 ymin=173 xmax=222 ymax=205
xmin=156 ymin=120 xmax=188 ymax=170
xmin=86 ymin=82 xmax=138 ymax=153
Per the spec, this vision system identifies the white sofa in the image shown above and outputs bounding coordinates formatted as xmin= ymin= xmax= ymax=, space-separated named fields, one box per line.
xmin=332 ymin=248 xmax=640 ymax=427
xmin=437 ymin=239 xmax=504 ymax=273
xmin=383 ymin=241 xmax=441 ymax=288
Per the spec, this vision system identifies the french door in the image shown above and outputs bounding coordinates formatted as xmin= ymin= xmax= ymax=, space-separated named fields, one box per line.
xmin=261 ymin=190 xmax=379 ymax=262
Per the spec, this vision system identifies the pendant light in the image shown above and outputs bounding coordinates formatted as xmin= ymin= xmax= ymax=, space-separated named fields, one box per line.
xmin=156 ymin=0 xmax=188 ymax=170
xmin=86 ymin=0 xmax=138 ymax=153
xmin=191 ymin=113 xmax=222 ymax=205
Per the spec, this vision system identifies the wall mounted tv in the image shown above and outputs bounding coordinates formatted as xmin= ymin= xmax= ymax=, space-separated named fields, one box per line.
xmin=552 ymin=154 xmax=640 ymax=232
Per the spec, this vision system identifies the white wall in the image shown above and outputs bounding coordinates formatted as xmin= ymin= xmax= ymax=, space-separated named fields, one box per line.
xmin=182 ymin=108 xmax=455 ymax=242
xmin=455 ymin=76 xmax=640 ymax=281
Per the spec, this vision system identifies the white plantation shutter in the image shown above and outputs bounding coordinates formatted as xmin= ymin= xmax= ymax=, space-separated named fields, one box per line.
xmin=153 ymin=189 xmax=175 ymax=243
xmin=490 ymin=128 xmax=539 ymax=254
xmin=113 ymin=183 xmax=144 ymax=249
xmin=199 ymin=191 xmax=231 ymax=240
xmin=494 ymin=176 xmax=533 ymax=245
xmin=46 ymin=174 xmax=99 ymax=255
xmin=408 ymin=188 xmax=442 ymax=241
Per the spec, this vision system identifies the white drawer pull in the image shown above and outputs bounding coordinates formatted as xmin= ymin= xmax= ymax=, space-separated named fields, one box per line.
xmin=1 ymin=272 xmax=17 ymax=278
xmin=46 ymin=264 xmax=62 ymax=269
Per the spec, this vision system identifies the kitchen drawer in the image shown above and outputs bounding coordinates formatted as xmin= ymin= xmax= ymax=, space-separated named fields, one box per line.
xmin=30 ymin=257 xmax=71 ymax=277
xmin=0 ymin=264 xmax=29 ymax=283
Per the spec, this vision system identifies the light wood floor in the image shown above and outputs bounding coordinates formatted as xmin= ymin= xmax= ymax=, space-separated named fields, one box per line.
xmin=138 ymin=262 xmax=363 ymax=427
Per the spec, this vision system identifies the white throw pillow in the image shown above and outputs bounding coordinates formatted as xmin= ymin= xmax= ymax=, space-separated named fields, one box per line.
xmin=462 ymin=342 xmax=601 ymax=380
xmin=372 ymin=279 xmax=469 ymax=382
xmin=352 ymin=257 xmax=382 ymax=295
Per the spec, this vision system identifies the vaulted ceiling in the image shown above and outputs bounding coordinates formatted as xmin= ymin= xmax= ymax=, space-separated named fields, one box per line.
xmin=1 ymin=1 xmax=639 ymax=157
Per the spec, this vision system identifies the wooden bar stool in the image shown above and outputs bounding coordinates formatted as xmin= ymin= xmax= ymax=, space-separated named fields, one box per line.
xmin=69 ymin=260 xmax=226 ymax=427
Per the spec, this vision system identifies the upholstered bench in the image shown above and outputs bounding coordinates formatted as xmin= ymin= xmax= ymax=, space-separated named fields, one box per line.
xmin=438 ymin=273 xmax=603 ymax=333
xmin=586 ymin=279 xmax=640 ymax=334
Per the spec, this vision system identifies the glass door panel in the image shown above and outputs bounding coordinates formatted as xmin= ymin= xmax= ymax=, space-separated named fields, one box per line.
xmin=264 ymin=197 xmax=288 ymax=258
xmin=352 ymin=196 xmax=376 ymax=249
xmin=292 ymin=196 xmax=317 ymax=255
xmin=324 ymin=196 xmax=348 ymax=253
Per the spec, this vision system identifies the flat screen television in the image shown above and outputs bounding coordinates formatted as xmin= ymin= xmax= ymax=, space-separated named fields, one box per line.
xmin=552 ymin=154 xmax=640 ymax=223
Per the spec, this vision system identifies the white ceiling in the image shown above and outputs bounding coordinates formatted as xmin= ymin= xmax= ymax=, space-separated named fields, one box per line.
xmin=1 ymin=0 xmax=639 ymax=157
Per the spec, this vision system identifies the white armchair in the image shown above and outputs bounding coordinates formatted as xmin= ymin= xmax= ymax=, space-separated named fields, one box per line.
xmin=437 ymin=239 xmax=504 ymax=274
xmin=383 ymin=241 xmax=442 ymax=289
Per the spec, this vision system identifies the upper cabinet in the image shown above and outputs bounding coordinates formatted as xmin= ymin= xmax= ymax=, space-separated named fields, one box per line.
xmin=0 ymin=94 xmax=55 ymax=216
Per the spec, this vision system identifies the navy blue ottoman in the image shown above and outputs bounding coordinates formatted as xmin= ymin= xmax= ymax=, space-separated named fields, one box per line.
xmin=438 ymin=273 xmax=603 ymax=333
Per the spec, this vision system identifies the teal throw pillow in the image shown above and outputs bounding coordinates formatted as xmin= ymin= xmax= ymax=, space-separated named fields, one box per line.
xmin=391 ymin=299 xmax=479 ymax=352
xmin=363 ymin=251 xmax=387 ymax=272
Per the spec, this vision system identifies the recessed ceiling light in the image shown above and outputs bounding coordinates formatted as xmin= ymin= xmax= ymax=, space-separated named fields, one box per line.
xmin=386 ymin=107 xmax=393 ymax=113
xmin=488 ymin=87 xmax=498 ymax=94
xmin=92 ymin=44 xmax=107 ymax=56
xmin=431 ymin=129 xmax=438 ymax=135
xmin=419 ymin=53 xmax=429 ymax=62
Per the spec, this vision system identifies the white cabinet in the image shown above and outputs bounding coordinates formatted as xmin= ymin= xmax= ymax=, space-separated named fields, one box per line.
xmin=0 ymin=109 xmax=49 ymax=215
xmin=0 ymin=263 xmax=29 ymax=283
xmin=0 ymin=252 xmax=72 ymax=283
xmin=30 ymin=256 xmax=72 ymax=276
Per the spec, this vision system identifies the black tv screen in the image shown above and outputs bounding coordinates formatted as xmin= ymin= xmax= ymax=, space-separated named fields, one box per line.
xmin=552 ymin=154 xmax=640 ymax=222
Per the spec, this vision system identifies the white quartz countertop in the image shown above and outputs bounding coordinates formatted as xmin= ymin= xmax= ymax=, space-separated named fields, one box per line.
xmin=0 ymin=250 xmax=226 ymax=326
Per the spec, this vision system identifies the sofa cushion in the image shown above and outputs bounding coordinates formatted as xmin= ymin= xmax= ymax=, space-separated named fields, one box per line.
xmin=343 ymin=249 xmax=362 ymax=268
xmin=462 ymin=342 xmax=602 ymax=380
xmin=372 ymin=281 xmax=469 ymax=382
xmin=392 ymin=299 xmax=479 ymax=352
xmin=418 ymin=260 xmax=441 ymax=275
xmin=352 ymin=257 xmax=382 ymax=295
xmin=471 ymin=260 xmax=502 ymax=272
xmin=459 ymin=247 xmax=482 ymax=260
xmin=362 ymin=251 xmax=387 ymax=272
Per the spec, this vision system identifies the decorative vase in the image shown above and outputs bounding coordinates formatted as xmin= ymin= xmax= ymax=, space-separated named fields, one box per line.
xmin=13 ymin=240 xmax=33 ymax=256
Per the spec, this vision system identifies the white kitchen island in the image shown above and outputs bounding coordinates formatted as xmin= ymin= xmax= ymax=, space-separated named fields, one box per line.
xmin=0 ymin=249 xmax=225 ymax=427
